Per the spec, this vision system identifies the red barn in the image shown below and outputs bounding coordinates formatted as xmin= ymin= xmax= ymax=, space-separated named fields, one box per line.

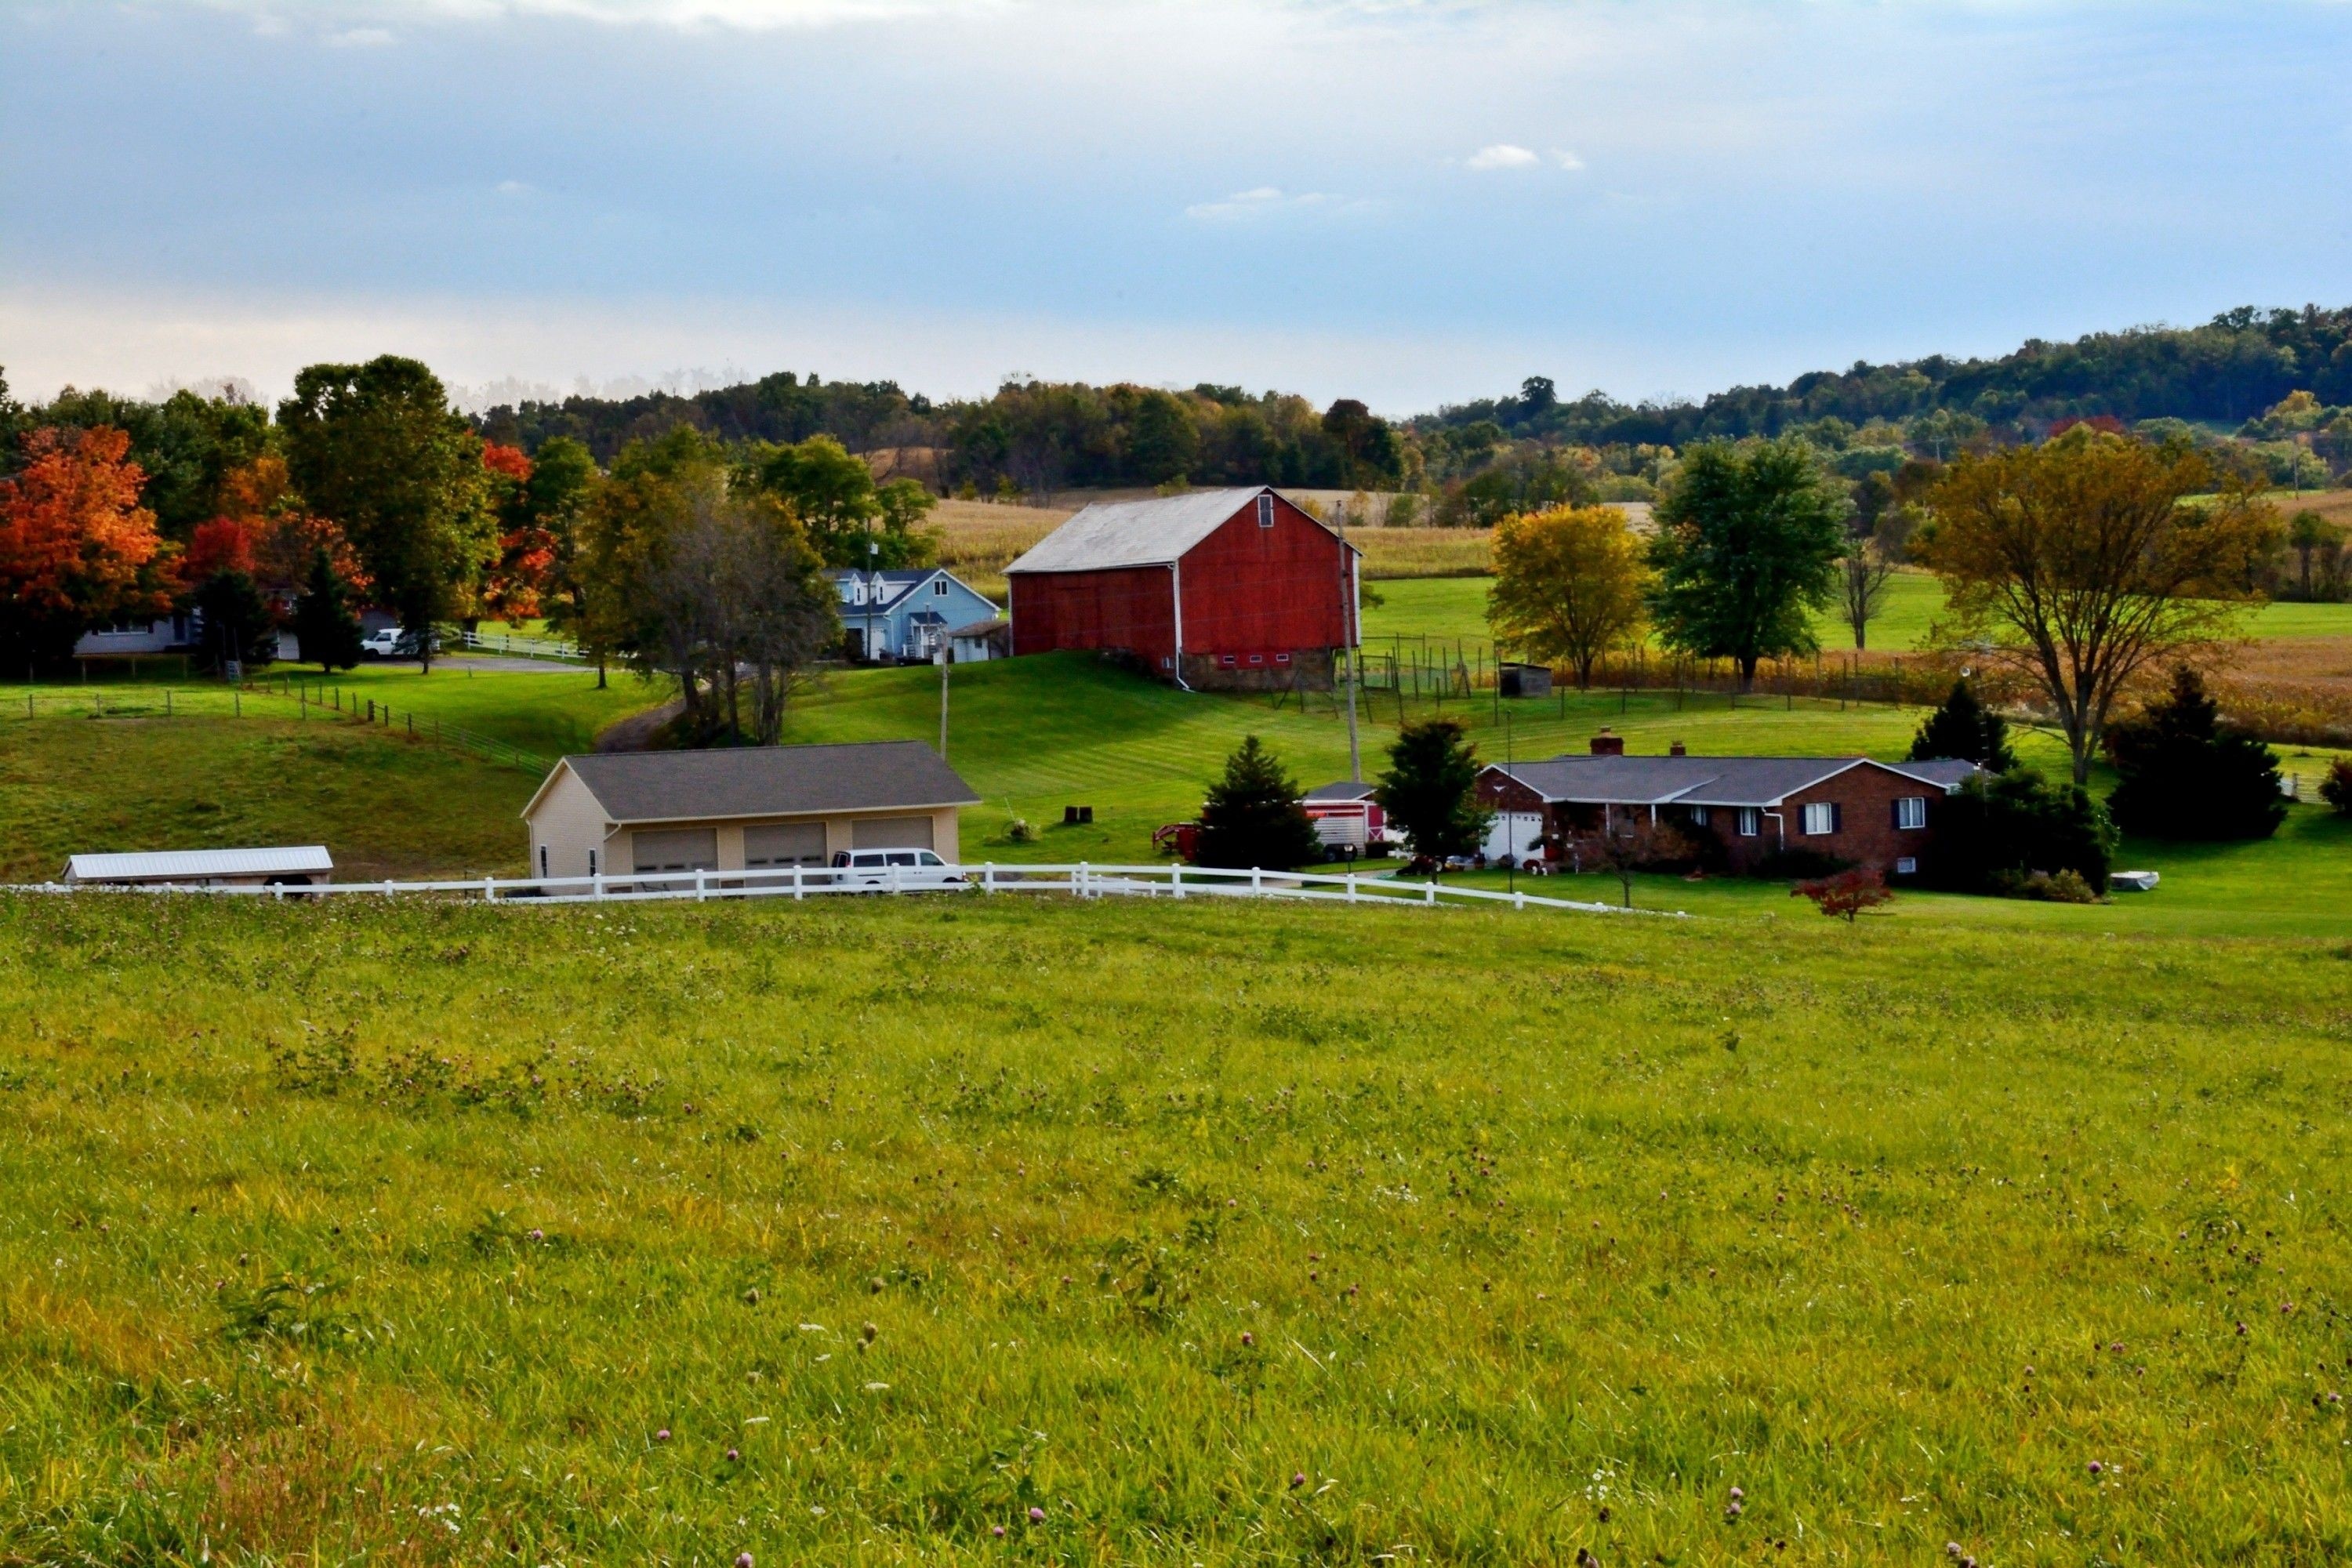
xmin=1004 ymin=486 xmax=1360 ymax=690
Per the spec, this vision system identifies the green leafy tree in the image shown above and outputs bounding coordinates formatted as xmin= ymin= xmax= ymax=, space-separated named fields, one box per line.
xmin=1646 ymin=437 xmax=1846 ymax=688
xmin=1375 ymin=718 xmax=1493 ymax=866
xmin=2104 ymin=666 xmax=2286 ymax=840
xmin=192 ymin=570 xmax=278 ymax=669
xmin=2285 ymin=509 xmax=2345 ymax=601
xmin=278 ymin=357 xmax=492 ymax=670
xmin=1196 ymin=735 xmax=1323 ymax=870
xmin=1909 ymin=679 xmax=2016 ymax=771
xmin=1127 ymin=390 xmax=1200 ymax=485
xmin=2320 ymin=758 xmax=2352 ymax=815
xmin=520 ymin=436 xmax=604 ymax=676
xmin=289 ymin=546 xmax=363 ymax=673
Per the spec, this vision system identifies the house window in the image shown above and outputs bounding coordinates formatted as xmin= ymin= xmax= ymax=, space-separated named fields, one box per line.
xmin=1689 ymin=806 xmax=1710 ymax=827
xmin=1895 ymin=856 xmax=1918 ymax=876
xmin=538 ymin=845 xmax=549 ymax=878
xmin=1736 ymin=808 xmax=1760 ymax=837
xmin=1895 ymin=796 xmax=1928 ymax=829
xmin=1274 ymin=652 xmax=1291 ymax=664
xmin=1801 ymin=802 xmax=1840 ymax=836
xmin=587 ymin=848 xmax=598 ymax=877
xmin=933 ymin=579 xmax=949 ymax=595
xmin=1257 ymin=494 xmax=1276 ymax=528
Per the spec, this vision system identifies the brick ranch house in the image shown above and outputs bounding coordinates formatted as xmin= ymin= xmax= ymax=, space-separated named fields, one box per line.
xmin=1476 ymin=731 xmax=1983 ymax=878
xmin=1003 ymin=485 xmax=1359 ymax=691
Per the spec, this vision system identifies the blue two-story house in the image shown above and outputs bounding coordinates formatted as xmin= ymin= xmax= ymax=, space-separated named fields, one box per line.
xmin=828 ymin=567 xmax=1001 ymax=662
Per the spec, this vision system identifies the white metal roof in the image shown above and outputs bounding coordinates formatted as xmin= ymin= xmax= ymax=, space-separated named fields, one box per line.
xmin=62 ymin=846 xmax=335 ymax=884
xmin=1004 ymin=487 xmax=1284 ymax=574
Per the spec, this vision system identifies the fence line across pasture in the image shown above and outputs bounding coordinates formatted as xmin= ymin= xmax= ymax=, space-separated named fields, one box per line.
xmin=14 ymin=862 xmax=1676 ymax=918
xmin=3 ymin=677 xmax=555 ymax=773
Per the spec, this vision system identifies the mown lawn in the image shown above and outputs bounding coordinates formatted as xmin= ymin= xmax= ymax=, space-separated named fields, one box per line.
xmin=2 ymin=892 xmax=2347 ymax=1566
xmin=1363 ymin=574 xmax=2352 ymax=655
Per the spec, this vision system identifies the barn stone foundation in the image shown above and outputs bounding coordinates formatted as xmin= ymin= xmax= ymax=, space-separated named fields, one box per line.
xmin=1179 ymin=648 xmax=1337 ymax=692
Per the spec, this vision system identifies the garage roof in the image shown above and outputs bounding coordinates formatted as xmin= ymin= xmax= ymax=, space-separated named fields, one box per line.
xmin=536 ymin=742 xmax=980 ymax=826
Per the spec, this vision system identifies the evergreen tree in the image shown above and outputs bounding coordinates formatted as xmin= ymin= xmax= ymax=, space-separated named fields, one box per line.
xmin=192 ymin=570 xmax=278 ymax=669
xmin=1909 ymin=679 xmax=2016 ymax=770
xmin=289 ymin=546 xmax=364 ymax=672
xmin=1929 ymin=769 xmax=2116 ymax=895
xmin=1375 ymin=718 xmax=1494 ymax=866
xmin=2104 ymin=667 xmax=2286 ymax=840
xmin=1196 ymin=735 xmax=1323 ymax=870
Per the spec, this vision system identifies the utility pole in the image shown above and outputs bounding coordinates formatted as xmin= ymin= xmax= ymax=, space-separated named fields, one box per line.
xmin=1338 ymin=509 xmax=1361 ymax=782
xmin=938 ymin=644 xmax=949 ymax=760
xmin=1504 ymin=702 xmax=1515 ymax=896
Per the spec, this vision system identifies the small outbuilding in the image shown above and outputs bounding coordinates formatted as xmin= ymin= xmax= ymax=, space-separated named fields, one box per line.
xmin=522 ymin=742 xmax=982 ymax=881
xmin=60 ymin=845 xmax=335 ymax=888
xmin=1301 ymin=780 xmax=1388 ymax=854
xmin=946 ymin=617 xmax=1011 ymax=663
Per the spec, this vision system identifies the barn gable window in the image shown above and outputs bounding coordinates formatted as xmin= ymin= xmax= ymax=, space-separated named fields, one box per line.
xmin=1257 ymin=494 xmax=1276 ymax=528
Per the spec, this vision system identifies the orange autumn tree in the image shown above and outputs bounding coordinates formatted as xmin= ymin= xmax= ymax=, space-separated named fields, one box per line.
xmin=0 ymin=426 xmax=172 ymax=667
xmin=213 ymin=454 xmax=371 ymax=601
xmin=481 ymin=441 xmax=555 ymax=624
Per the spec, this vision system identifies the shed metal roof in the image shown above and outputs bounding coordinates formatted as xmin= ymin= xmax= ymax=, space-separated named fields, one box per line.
xmin=1303 ymin=780 xmax=1377 ymax=802
xmin=1486 ymin=754 xmax=1981 ymax=808
xmin=538 ymin=742 xmax=980 ymax=826
xmin=62 ymin=845 xmax=334 ymax=884
xmin=1005 ymin=486 xmax=1356 ymax=574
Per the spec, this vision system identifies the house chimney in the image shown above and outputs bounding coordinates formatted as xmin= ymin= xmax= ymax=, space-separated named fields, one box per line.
xmin=1589 ymin=729 xmax=1625 ymax=757
xmin=1669 ymin=741 xmax=1687 ymax=757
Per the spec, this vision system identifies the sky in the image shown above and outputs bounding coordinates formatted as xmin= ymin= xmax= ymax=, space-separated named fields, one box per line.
xmin=4 ymin=0 xmax=2350 ymax=415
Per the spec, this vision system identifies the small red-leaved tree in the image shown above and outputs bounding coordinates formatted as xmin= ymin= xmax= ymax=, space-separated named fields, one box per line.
xmin=1793 ymin=866 xmax=1893 ymax=922
xmin=0 ymin=426 xmax=169 ymax=667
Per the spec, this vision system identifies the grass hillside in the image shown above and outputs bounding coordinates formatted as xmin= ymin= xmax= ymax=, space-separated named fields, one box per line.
xmin=3 ymin=893 xmax=2348 ymax=1565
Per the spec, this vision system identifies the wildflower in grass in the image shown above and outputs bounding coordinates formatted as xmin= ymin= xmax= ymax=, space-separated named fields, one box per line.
xmin=1724 ymin=1501 xmax=1743 ymax=1520
xmin=528 ymin=1229 xmax=544 ymax=1242
xmin=1028 ymin=1506 xmax=1046 ymax=1523
xmin=656 ymin=1428 xmax=671 ymax=1442
xmin=1290 ymin=1472 xmax=1306 ymax=1489
xmin=1946 ymin=1544 xmax=1962 ymax=1559
xmin=993 ymin=1526 xmax=1006 ymax=1537
xmin=1241 ymin=1331 xmax=1253 ymax=1345
xmin=726 ymin=1447 xmax=739 ymax=1461
xmin=1729 ymin=1486 xmax=1744 ymax=1501
xmin=2087 ymin=1461 xmax=2103 ymax=1475
xmin=735 ymin=1555 xmax=753 ymax=1568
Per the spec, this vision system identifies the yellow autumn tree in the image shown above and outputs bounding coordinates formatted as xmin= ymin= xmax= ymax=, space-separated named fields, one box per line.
xmin=1486 ymin=503 xmax=1650 ymax=688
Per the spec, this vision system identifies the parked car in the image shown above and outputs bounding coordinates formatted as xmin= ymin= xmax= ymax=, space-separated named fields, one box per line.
xmin=826 ymin=848 xmax=967 ymax=890
xmin=360 ymin=628 xmax=443 ymax=659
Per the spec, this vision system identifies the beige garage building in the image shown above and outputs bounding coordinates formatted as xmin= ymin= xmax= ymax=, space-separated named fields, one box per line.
xmin=521 ymin=742 xmax=982 ymax=882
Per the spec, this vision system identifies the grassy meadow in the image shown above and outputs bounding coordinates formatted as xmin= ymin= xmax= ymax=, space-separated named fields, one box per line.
xmin=4 ymin=891 xmax=2350 ymax=1566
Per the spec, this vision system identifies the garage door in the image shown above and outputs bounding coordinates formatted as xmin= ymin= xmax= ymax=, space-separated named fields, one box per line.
xmin=743 ymin=821 xmax=828 ymax=867
xmin=633 ymin=827 xmax=718 ymax=873
xmin=851 ymin=815 xmax=935 ymax=851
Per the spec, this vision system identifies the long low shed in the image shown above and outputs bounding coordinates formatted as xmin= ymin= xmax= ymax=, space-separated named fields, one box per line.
xmin=60 ymin=846 xmax=335 ymax=887
xmin=523 ymin=742 xmax=982 ymax=880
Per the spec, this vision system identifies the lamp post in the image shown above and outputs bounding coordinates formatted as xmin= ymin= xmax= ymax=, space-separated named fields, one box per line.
xmin=865 ymin=534 xmax=878 ymax=662
xmin=1504 ymin=701 xmax=1515 ymax=896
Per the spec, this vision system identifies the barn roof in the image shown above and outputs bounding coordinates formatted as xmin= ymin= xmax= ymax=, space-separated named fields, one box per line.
xmin=1004 ymin=486 xmax=1356 ymax=575
xmin=61 ymin=845 xmax=335 ymax=884
xmin=1485 ymin=755 xmax=1981 ymax=808
xmin=530 ymin=742 xmax=980 ymax=826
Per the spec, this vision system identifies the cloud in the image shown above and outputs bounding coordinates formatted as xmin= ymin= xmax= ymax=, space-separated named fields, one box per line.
xmin=1465 ymin=143 xmax=1540 ymax=170
xmin=1551 ymin=148 xmax=1584 ymax=170
xmin=323 ymin=26 xmax=397 ymax=45
xmin=1182 ymin=186 xmax=1372 ymax=223
xmin=495 ymin=179 xmax=535 ymax=196
xmin=205 ymin=0 xmax=977 ymax=29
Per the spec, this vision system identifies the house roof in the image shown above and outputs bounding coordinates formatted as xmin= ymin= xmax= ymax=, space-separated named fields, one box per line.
xmin=948 ymin=618 xmax=1009 ymax=637
xmin=1485 ymin=754 xmax=1981 ymax=808
xmin=1303 ymin=780 xmax=1377 ymax=802
xmin=1004 ymin=486 xmax=1359 ymax=575
xmin=532 ymin=742 xmax=980 ymax=826
xmin=62 ymin=845 xmax=334 ymax=884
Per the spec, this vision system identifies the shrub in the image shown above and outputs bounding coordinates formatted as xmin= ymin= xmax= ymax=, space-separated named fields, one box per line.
xmin=1929 ymin=768 xmax=2116 ymax=895
xmin=2319 ymin=758 xmax=2352 ymax=815
xmin=2105 ymin=666 xmax=2287 ymax=840
xmin=1004 ymin=817 xmax=1037 ymax=845
xmin=1793 ymin=867 xmax=1893 ymax=921
xmin=1754 ymin=848 xmax=1852 ymax=880
xmin=1992 ymin=868 xmax=2102 ymax=904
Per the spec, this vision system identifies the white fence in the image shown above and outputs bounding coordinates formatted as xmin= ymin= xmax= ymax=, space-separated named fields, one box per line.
xmin=23 ymin=862 xmax=1667 ymax=916
xmin=452 ymin=628 xmax=587 ymax=662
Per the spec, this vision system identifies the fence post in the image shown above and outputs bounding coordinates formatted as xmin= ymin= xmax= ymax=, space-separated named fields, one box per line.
xmin=982 ymin=862 xmax=995 ymax=894
xmin=484 ymin=874 xmax=496 ymax=903
xmin=793 ymin=865 xmax=804 ymax=901
xmin=1347 ymin=873 xmax=1357 ymax=905
xmin=1077 ymin=861 xmax=1087 ymax=898
xmin=593 ymin=871 xmax=604 ymax=902
xmin=695 ymin=866 xmax=706 ymax=903
xmin=1172 ymin=864 xmax=1183 ymax=900
xmin=1250 ymin=866 xmax=1261 ymax=896
xmin=1425 ymin=880 xmax=1436 ymax=906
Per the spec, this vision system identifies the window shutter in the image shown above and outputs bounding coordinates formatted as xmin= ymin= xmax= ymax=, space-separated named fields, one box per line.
xmin=1891 ymin=799 xmax=1902 ymax=829
xmin=1830 ymin=802 xmax=1843 ymax=833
